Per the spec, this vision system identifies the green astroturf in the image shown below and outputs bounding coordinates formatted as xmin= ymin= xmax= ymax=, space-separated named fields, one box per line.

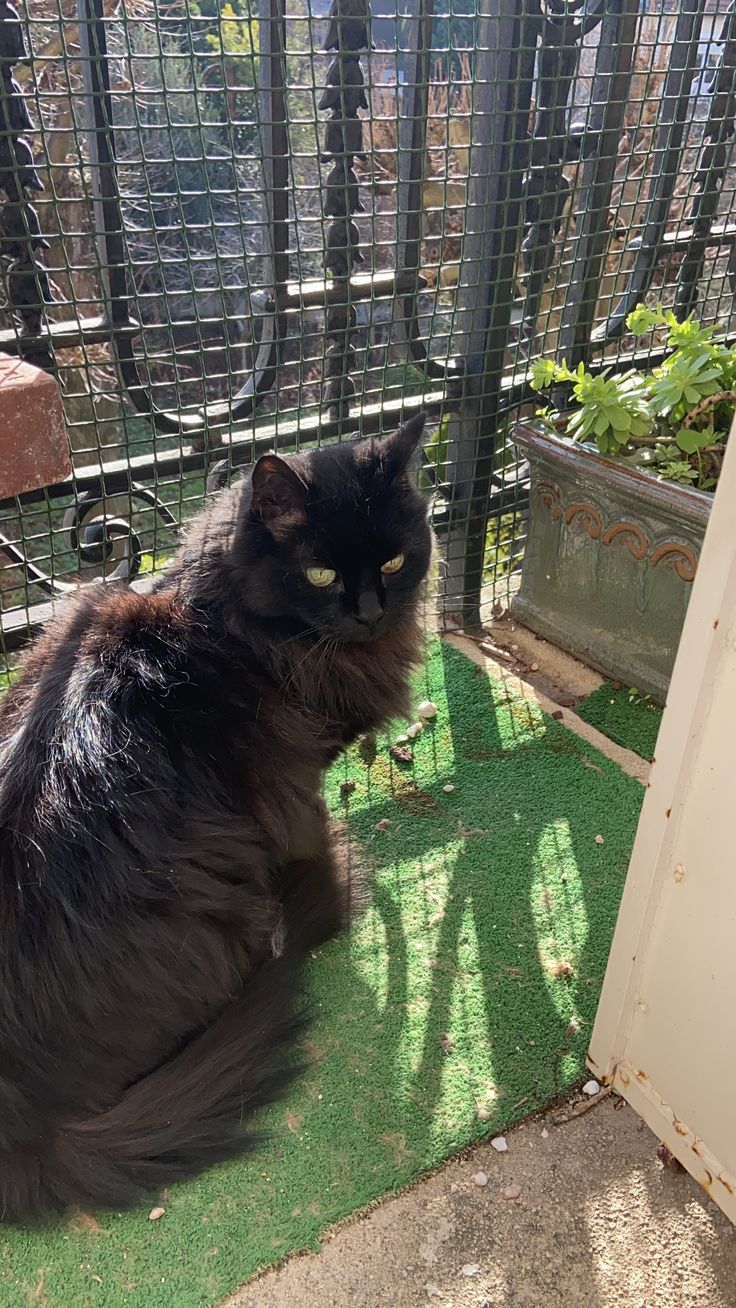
xmin=2 ymin=639 xmax=645 ymax=1308
xmin=576 ymin=682 xmax=663 ymax=761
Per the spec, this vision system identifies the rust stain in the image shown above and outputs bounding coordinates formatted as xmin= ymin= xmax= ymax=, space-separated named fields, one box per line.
xmin=674 ymin=1121 xmax=688 ymax=1136
xmin=714 ymin=619 xmax=720 ymax=630
xmin=636 ymin=1069 xmax=648 ymax=1081
xmin=666 ymin=807 xmax=672 ymax=819
xmin=619 ymin=1069 xmax=630 ymax=1087
xmin=718 ymin=1175 xmax=735 ymax=1195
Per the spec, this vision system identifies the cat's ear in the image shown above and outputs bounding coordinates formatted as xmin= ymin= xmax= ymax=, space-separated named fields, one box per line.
xmin=251 ymin=454 xmax=308 ymax=531
xmin=383 ymin=412 xmax=427 ymax=486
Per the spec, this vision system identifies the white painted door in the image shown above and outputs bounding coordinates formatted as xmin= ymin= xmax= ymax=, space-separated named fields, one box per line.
xmin=589 ymin=416 xmax=736 ymax=1224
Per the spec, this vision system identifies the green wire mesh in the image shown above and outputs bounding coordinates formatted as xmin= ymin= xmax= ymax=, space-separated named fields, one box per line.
xmin=0 ymin=0 xmax=735 ymax=682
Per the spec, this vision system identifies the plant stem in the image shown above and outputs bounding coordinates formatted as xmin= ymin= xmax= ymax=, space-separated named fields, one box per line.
xmin=624 ymin=434 xmax=676 ymax=446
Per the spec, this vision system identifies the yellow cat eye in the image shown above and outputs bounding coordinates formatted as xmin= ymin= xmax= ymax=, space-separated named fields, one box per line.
xmin=306 ymin=566 xmax=337 ymax=588
xmin=381 ymin=554 xmax=405 ymax=575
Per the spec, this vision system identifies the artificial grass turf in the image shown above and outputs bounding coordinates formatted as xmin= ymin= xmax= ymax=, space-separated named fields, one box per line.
xmin=576 ymin=682 xmax=663 ymax=761
xmin=2 ymin=639 xmax=645 ymax=1308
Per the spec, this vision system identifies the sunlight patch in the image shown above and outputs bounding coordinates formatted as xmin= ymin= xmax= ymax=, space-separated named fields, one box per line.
xmin=531 ymin=818 xmax=589 ymax=1026
xmin=425 ymin=900 xmax=498 ymax=1151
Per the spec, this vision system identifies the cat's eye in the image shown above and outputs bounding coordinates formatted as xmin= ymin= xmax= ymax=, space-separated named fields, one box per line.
xmin=381 ymin=554 xmax=405 ymax=575
xmin=306 ymin=566 xmax=337 ymax=588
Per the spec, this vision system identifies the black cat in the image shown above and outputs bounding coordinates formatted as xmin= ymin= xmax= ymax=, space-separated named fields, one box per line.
xmin=0 ymin=414 xmax=432 ymax=1221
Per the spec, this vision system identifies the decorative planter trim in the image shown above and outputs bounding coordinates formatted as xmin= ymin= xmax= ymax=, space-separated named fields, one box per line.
xmin=536 ymin=479 xmax=699 ymax=582
xmin=515 ymin=421 xmax=712 ymax=529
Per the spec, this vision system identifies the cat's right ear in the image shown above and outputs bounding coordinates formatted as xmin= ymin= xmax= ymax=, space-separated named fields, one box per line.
xmin=382 ymin=412 xmax=427 ymax=488
xmin=251 ymin=454 xmax=308 ymax=533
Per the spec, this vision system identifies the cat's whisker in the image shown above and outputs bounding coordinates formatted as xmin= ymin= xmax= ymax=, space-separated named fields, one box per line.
xmin=278 ymin=624 xmax=322 ymax=649
xmin=281 ymin=633 xmax=331 ymax=699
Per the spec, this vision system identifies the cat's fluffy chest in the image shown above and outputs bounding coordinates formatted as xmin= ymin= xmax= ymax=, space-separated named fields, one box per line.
xmin=283 ymin=619 xmax=421 ymax=742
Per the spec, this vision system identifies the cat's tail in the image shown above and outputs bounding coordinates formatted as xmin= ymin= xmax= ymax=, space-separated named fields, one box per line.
xmin=3 ymin=951 xmax=306 ymax=1223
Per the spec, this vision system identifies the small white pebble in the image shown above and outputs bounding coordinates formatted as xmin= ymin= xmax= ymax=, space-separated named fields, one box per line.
xmin=595 ymin=834 xmax=605 ymax=845
xmin=583 ymin=1079 xmax=601 ymax=1097
xmin=443 ymin=783 xmax=455 ymax=793
xmin=395 ymin=733 xmax=410 ymax=745
xmin=375 ymin=818 xmax=391 ymax=831
xmin=503 ymin=1185 xmax=522 ymax=1201
xmin=472 ymin=1171 xmax=488 ymax=1187
xmin=461 ymin=1264 xmax=480 ymax=1278
xmin=476 ymin=1106 xmax=491 ymax=1122
xmin=406 ymin=722 xmax=423 ymax=739
xmin=148 ymin=1206 xmax=166 ymax=1221
xmin=530 ymin=662 xmax=539 ymax=671
xmin=491 ymin=1135 xmax=508 ymax=1153
xmin=510 ymin=643 xmax=519 ymax=651
xmin=541 ymin=1127 xmax=549 ymax=1139
xmin=425 ymin=1286 xmax=443 ymax=1301
xmin=417 ymin=699 xmax=438 ymax=720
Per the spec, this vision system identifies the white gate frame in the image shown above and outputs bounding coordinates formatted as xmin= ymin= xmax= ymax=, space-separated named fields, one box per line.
xmin=589 ymin=416 xmax=736 ymax=1224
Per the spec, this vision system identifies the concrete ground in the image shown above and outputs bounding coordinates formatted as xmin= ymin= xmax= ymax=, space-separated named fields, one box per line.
xmin=230 ymin=624 xmax=736 ymax=1307
xmin=229 ymin=1098 xmax=736 ymax=1308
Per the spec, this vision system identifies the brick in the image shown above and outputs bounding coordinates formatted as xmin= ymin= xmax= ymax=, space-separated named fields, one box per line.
xmin=0 ymin=355 xmax=70 ymax=499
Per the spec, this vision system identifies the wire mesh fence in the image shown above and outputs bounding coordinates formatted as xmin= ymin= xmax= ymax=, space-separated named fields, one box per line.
xmin=1 ymin=0 xmax=735 ymax=680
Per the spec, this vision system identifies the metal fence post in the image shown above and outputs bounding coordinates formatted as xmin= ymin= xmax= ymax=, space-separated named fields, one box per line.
xmin=555 ymin=0 xmax=640 ymax=364
xmin=441 ymin=0 xmax=539 ymax=630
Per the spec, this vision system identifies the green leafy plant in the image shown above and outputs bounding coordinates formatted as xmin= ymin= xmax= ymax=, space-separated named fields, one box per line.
xmin=530 ymin=304 xmax=736 ymax=490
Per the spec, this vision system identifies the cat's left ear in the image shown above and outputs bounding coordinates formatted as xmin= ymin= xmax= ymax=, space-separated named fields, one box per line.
xmin=251 ymin=454 xmax=308 ymax=533
xmin=383 ymin=412 xmax=427 ymax=486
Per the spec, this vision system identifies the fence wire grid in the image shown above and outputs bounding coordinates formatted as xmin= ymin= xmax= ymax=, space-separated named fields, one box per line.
xmin=1 ymin=0 xmax=735 ymax=679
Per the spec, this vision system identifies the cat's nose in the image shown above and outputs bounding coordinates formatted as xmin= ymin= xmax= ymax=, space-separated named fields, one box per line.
xmin=356 ymin=592 xmax=384 ymax=633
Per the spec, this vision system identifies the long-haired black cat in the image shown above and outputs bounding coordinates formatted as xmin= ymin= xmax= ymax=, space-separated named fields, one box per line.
xmin=0 ymin=414 xmax=432 ymax=1222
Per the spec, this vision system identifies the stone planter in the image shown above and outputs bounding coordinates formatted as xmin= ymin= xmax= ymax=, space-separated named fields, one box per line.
xmin=511 ymin=421 xmax=713 ymax=705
